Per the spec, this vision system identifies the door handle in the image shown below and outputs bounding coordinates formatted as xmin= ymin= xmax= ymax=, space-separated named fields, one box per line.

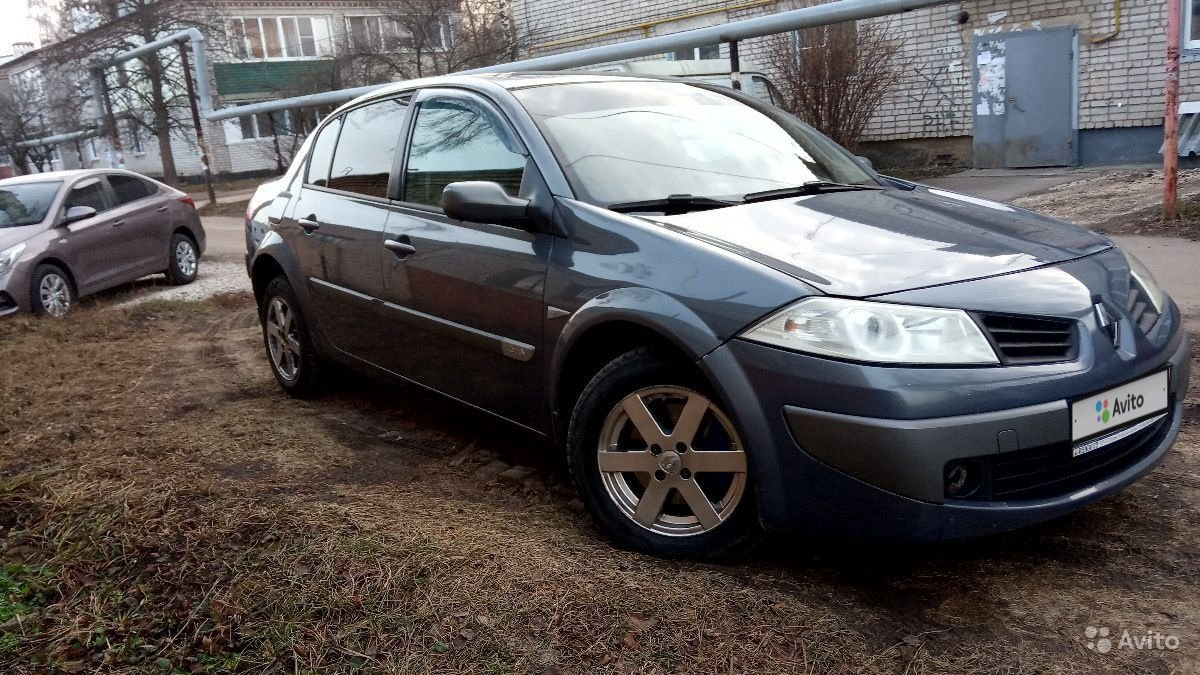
xmin=384 ymin=239 xmax=416 ymax=256
xmin=156 ymin=206 xmax=168 ymax=213
xmin=297 ymin=217 xmax=321 ymax=233
xmin=112 ymin=219 xmax=126 ymax=227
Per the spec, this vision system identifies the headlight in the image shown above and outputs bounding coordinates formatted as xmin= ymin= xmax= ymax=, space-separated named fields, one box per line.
xmin=1123 ymin=251 xmax=1165 ymax=314
xmin=741 ymin=297 xmax=999 ymax=365
xmin=0 ymin=243 xmax=25 ymax=276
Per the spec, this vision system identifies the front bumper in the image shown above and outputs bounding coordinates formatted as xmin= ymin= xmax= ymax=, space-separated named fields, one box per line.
xmin=699 ymin=322 xmax=1190 ymax=541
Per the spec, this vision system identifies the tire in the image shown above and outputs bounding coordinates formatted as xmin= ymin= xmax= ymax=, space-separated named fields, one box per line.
xmin=567 ymin=348 xmax=761 ymax=560
xmin=166 ymin=232 xmax=199 ymax=285
xmin=259 ymin=275 xmax=326 ymax=398
xmin=30 ymin=264 xmax=74 ymax=317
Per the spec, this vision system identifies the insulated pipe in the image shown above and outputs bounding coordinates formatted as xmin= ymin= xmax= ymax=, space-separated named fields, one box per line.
xmin=95 ymin=27 xmax=213 ymax=113
xmin=205 ymin=0 xmax=957 ymax=122
xmin=17 ymin=129 xmax=98 ymax=149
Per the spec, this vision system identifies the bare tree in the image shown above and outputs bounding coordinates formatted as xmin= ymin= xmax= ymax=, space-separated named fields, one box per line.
xmin=36 ymin=0 xmax=230 ymax=184
xmin=764 ymin=19 xmax=904 ymax=151
xmin=0 ymin=74 xmax=61 ymax=174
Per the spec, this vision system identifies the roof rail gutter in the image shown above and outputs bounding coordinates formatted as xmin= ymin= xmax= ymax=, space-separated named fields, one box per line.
xmin=204 ymin=0 xmax=955 ymax=122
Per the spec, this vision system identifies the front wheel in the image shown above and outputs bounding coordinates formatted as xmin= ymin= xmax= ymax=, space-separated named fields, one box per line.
xmin=30 ymin=264 xmax=74 ymax=317
xmin=567 ymin=348 xmax=760 ymax=560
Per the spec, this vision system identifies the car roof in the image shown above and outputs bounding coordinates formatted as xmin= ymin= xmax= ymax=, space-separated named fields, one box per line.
xmin=0 ymin=168 xmax=157 ymax=187
xmin=362 ymin=71 xmax=676 ymax=100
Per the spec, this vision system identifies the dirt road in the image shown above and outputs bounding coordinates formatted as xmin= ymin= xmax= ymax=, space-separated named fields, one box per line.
xmin=0 ymin=295 xmax=1196 ymax=674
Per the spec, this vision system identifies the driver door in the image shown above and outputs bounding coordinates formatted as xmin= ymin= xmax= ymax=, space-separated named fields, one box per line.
xmin=59 ymin=176 xmax=131 ymax=293
xmin=375 ymin=89 xmax=552 ymax=430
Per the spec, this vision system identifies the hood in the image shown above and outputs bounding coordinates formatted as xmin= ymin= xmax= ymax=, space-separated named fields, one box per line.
xmin=0 ymin=225 xmax=42 ymax=253
xmin=646 ymin=186 xmax=1111 ymax=297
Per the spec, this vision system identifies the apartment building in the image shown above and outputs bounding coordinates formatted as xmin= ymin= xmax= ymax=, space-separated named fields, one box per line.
xmin=0 ymin=0 xmax=459 ymax=179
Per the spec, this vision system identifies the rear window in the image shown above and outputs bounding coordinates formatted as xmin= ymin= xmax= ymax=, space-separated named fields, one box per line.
xmin=109 ymin=175 xmax=154 ymax=204
xmin=0 ymin=181 xmax=60 ymax=228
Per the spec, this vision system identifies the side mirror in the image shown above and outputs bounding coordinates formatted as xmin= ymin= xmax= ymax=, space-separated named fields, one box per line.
xmin=854 ymin=155 xmax=875 ymax=172
xmin=61 ymin=205 xmax=97 ymax=225
xmin=442 ymin=181 xmax=529 ymax=226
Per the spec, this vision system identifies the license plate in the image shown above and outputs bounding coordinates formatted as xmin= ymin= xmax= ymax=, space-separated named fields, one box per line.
xmin=1071 ymin=370 xmax=1168 ymax=442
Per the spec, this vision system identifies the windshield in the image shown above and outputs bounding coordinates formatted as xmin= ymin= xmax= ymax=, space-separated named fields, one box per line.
xmin=0 ymin=182 xmax=61 ymax=228
xmin=512 ymin=81 xmax=878 ymax=206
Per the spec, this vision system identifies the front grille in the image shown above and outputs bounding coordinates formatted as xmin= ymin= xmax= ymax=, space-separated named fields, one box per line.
xmin=976 ymin=313 xmax=1078 ymax=365
xmin=949 ymin=408 xmax=1171 ymax=502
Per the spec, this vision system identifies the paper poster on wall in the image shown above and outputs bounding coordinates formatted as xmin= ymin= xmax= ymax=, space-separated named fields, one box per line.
xmin=975 ymin=40 xmax=1007 ymax=116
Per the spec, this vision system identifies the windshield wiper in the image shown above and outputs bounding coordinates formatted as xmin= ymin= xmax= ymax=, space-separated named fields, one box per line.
xmin=742 ymin=181 xmax=884 ymax=204
xmin=607 ymin=194 xmax=740 ymax=215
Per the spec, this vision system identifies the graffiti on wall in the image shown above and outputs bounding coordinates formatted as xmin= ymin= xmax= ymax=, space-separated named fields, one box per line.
xmin=906 ymin=60 xmax=964 ymax=133
xmin=975 ymin=39 xmax=1007 ymax=116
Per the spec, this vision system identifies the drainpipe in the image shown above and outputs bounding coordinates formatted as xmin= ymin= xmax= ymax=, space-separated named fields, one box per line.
xmin=1166 ymin=0 xmax=1181 ymax=220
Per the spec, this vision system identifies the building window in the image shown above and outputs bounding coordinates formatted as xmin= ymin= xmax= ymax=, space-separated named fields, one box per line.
xmin=235 ymin=108 xmax=328 ymax=141
xmin=1187 ymin=0 xmax=1200 ymax=50
xmin=668 ymin=44 xmax=721 ymax=61
xmin=229 ymin=16 xmax=333 ymax=59
xmin=346 ymin=14 xmax=453 ymax=52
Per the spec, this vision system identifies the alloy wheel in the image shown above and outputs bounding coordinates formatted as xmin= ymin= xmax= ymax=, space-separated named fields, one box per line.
xmin=175 ymin=239 xmax=197 ymax=278
xmin=266 ymin=296 xmax=301 ymax=381
xmin=39 ymin=273 xmax=71 ymax=317
xmin=597 ymin=386 xmax=747 ymax=536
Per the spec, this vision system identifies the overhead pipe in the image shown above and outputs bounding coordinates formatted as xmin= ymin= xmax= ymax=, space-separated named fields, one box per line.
xmin=93 ymin=27 xmax=213 ymax=116
xmin=205 ymin=0 xmax=957 ymax=122
xmin=17 ymin=129 xmax=98 ymax=149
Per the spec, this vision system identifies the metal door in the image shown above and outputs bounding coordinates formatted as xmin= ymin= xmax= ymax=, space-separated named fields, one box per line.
xmin=973 ymin=28 xmax=1075 ymax=168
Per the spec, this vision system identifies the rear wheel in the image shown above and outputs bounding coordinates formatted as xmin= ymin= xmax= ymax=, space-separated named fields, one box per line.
xmin=259 ymin=275 xmax=326 ymax=397
xmin=567 ymin=348 xmax=760 ymax=560
xmin=166 ymin=232 xmax=198 ymax=285
xmin=30 ymin=264 xmax=74 ymax=317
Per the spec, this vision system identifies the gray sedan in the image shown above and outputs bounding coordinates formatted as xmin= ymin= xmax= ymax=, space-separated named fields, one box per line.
xmin=245 ymin=74 xmax=1188 ymax=559
xmin=0 ymin=169 xmax=206 ymax=316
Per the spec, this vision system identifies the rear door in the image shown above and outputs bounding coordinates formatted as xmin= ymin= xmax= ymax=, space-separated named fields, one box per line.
xmin=284 ymin=96 xmax=412 ymax=358
xmin=375 ymin=88 xmax=550 ymax=429
xmin=59 ymin=176 xmax=129 ymax=293
xmin=105 ymin=173 xmax=169 ymax=276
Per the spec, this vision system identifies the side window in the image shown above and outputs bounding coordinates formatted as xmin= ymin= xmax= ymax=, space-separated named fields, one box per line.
xmin=403 ymin=97 xmax=525 ymax=209
xmin=66 ymin=178 xmax=110 ymax=213
xmin=305 ymin=116 xmax=342 ymax=187
xmin=109 ymin=175 xmax=154 ymax=205
xmin=327 ymin=98 xmax=409 ymax=198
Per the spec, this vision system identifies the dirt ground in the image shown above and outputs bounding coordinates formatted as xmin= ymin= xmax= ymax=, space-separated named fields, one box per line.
xmin=1012 ymin=169 xmax=1200 ymax=240
xmin=0 ymin=290 xmax=1197 ymax=674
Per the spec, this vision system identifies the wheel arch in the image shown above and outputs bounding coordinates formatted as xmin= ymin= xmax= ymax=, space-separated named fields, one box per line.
xmin=32 ymin=256 xmax=78 ymax=294
xmin=550 ymin=288 xmax=728 ymax=443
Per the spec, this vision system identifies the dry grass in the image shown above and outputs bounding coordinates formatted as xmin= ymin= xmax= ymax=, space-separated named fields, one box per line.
xmin=0 ymin=296 xmax=1197 ymax=674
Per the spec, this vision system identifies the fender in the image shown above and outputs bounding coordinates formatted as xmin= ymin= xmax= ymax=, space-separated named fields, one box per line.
xmin=249 ymin=233 xmax=336 ymax=358
xmin=551 ymin=286 xmax=724 ymax=372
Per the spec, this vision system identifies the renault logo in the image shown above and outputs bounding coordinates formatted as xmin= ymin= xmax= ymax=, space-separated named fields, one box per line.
xmin=1094 ymin=302 xmax=1121 ymax=348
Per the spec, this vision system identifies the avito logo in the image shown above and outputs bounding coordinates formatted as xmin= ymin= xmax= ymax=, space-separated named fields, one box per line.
xmin=1095 ymin=393 xmax=1145 ymax=425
